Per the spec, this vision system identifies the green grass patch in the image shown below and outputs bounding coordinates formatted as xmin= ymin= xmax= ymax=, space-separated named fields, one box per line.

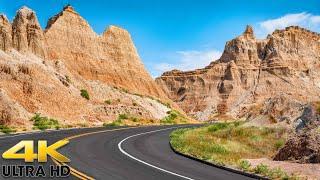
xmin=80 ymin=89 xmax=90 ymax=100
xmin=0 ymin=125 xmax=16 ymax=134
xmin=170 ymin=122 xmax=287 ymax=166
xmin=170 ymin=122 xmax=293 ymax=178
xmin=31 ymin=113 xmax=60 ymax=131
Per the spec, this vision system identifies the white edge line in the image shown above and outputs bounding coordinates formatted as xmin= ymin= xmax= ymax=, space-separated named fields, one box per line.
xmin=118 ymin=127 xmax=195 ymax=180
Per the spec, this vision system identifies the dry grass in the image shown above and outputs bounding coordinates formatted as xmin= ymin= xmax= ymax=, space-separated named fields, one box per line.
xmin=170 ymin=122 xmax=287 ymax=166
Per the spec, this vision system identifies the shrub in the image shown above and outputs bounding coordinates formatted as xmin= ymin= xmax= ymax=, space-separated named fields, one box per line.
xmin=104 ymin=100 xmax=112 ymax=105
xmin=65 ymin=75 xmax=71 ymax=83
xmin=254 ymin=164 xmax=269 ymax=175
xmin=0 ymin=125 xmax=16 ymax=134
xmin=118 ymin=114 xmax=129 ymax=120
xmin=238 ymin=160 xmax=251 ymax=171
xmin=131 ymin=117 xmax=138 ymax=122
xmin=275 ymin=139 xmax=285 ymax=150
xmin=160 ymin=110 xmax=179 ymax=124
xmin=132 ymin=102 xmax=138 ymax=106
xmin=103 ymin=120 xmax=121 ymax=127
xmin=80 ymin=89 xmax=90 ymax=100
xmin=31 ymin=113 xmax=59 ymax=131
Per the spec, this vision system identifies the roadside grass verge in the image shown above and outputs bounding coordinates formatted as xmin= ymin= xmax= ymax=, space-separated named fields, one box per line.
xmin=0 ymin=125 xmax=16 ymax=134
xmin=170 ymin=122 xmax=290 ymax=178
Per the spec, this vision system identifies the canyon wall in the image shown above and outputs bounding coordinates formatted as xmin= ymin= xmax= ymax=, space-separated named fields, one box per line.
xmin=156 ymin=25 xmax=320 ymax=122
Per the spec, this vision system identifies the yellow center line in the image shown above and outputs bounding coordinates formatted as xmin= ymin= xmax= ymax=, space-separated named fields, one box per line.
xmin=51 ymin=126 xmax=140 ymax=180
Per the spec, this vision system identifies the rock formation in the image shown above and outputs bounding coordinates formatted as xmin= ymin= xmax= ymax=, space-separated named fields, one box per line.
xmin=44 ymin=5 xmax=166 ymax=98
xmin=11 ymin=7 xmax=46 ymax=58
xmin=156 ymin=25 xmax=320 ymax=121
xmin=0 ymin=14 xmax=12 ymax=51
xmin=274 ymin=104 xmax=320 ymax=163
xmin=0 ymin=6 xmax=175 ymax=129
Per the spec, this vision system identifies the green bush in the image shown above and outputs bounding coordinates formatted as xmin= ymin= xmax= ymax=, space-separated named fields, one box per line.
xmin=238 ymin=160 xmax=251 ymax=171
xmin=161 ymin=110 xmax=179 ymax=124
xmin=31 ymin=114 xmax=60 ymax=131
xmin=103 ymin=119 xmax=122 ymax=127
xmin=254 ymin=164 xmax=269 ymax=175
xmin=275 ymin=139 xmax=285 ymax=150
xmin=118 ymin=114 xmax=129 ymax=120
xmin=105 ymin=100 xmax=112 ymax=105
xmin=80 ymin=89 xmax=90 ymax=100
xmin=131 ymin=117 xmax=138 ymax=122
xmin=0 ymin=125 xmax=16 ymax=134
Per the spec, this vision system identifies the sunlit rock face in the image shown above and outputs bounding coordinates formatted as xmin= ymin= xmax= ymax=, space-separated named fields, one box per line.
xmin=157 ymin=25 xmax=320 ymax=121
xmin=0 ymin=6 xmax=172 ymax=128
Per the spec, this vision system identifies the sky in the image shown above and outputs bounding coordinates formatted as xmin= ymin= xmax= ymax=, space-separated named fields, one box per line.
xmin=1 ymin=0 xmax=319 ymax=77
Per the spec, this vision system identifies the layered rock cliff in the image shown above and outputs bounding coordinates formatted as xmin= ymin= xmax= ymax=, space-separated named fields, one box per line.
xmin=44 ymin=5 xmax=166 ymax=98
xmin=0 ymin=6 xmax=176 ymax=129
xmin=156 ymin=25 xmax=320 ymax=121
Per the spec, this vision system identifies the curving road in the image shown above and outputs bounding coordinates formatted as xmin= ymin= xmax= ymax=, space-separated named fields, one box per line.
xmin=0 ymin=125 xmax=255 ymax=180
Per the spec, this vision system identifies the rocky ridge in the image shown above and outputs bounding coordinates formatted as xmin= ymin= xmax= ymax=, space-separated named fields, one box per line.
xmin=0 ymin=6 xmax=177 ymax=129
xmin=156 ymin=25 xmax=320 ymax=121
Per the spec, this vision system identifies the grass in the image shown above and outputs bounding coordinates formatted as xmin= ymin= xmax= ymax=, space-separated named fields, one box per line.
xmin=170 ymin=122 xmax=295 ymax=178
xmin=31 ymin=113 xmax=60 ymax=130
xmin=170 ymin=122 xmax=287 ymax=166
xmin=0 ymin=125 xmax=16 ymax=134
xmin=80 ymin=89 xmax=90 ymax=100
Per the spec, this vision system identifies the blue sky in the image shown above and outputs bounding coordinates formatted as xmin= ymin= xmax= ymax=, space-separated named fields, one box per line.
xmin=1 ymin=0 xmax=319 ymax=77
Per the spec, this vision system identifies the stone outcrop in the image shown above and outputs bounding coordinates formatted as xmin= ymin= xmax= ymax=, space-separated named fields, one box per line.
xmin=12 ymin=7 xmax=46 ymax=58
xmin=274 ymin=104 xmax=320 ymax=163
xmin=0 ymin=14 xmax=12 ymax=51
xmin=156 ymin=25 xmax=320 ymax=121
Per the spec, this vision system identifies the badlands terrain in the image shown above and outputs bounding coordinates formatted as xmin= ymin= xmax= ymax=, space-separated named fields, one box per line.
xmin=159 ymin=25 xmax=320 ymax=178
xmin=0 ymin=5 xmax=188 ymax=130
xmin=0 ymin=4 xmax=320 ymax=179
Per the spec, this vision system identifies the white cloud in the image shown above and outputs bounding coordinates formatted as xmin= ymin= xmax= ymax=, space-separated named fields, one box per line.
xmin=153 ymin=50 xmax=222 ymax=76
xmin=256 ymin=12 xmax=320 ymax=38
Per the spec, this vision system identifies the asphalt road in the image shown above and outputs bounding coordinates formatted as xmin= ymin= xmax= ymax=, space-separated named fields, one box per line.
xmin=0 ymin=125 xmax=255 ymax=180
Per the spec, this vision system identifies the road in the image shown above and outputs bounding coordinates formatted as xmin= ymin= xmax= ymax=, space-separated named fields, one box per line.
xmin=0 ymin=125 xmax=255 ymax=180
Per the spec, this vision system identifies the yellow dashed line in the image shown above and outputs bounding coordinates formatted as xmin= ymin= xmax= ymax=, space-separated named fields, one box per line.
xmin=52 ymin=126 xmax=139 ymax=180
